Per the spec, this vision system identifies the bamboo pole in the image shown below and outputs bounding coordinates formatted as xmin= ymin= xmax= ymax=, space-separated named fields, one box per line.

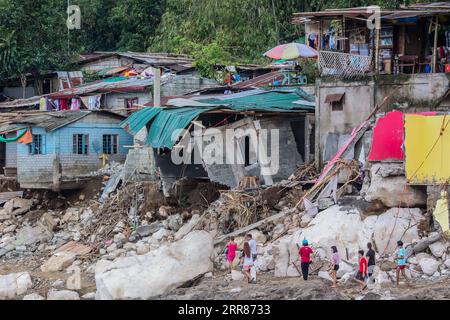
xmin=375 ymin=27 xmax=380 ymax=74
xmin=432 ymin=16 xmax=439 ymax=73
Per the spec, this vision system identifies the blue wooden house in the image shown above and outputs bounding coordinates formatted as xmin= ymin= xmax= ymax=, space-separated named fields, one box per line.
xmin=8 ymin=110 xmax=133 ymax=190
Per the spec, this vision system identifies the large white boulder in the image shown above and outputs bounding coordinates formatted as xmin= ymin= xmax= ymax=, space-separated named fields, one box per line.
xmin=428 ymin=241 xmax=448 ymax=258
xmin=23 ymin=293 xmax=45 ymax=300
xmin=95 ymin=231 xmax=213 ymax=300
xmin=373 ymin=208 xmax=423 ymax=255
xmin=248 ymin=230 xmax=267 ymax=244
xmin=419 ymin=257 xmax=440 ymax=276
xmin=273 ymin=236 xmax=290 ymax=277
xmin=300 ymin=205 xmax=367 ymax=261
xmin=364 ymin=163 xmax=427 ymax=207
xmin=0 ymin=272 xmax=32 ymax=299
xmin=231 ymin=270 xmax=244 ymax=281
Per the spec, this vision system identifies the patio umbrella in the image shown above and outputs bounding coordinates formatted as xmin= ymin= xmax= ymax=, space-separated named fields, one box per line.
xmin=264 ymin=43 xmax=318 ymax=60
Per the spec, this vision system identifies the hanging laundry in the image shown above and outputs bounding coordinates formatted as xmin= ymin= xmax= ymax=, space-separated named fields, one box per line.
xmin=308 ymin=33 xmax=316 ymax=49
xmin=88 ymin=95 xmax=101 ymax=110
xmin=39 ymin=98 xmax=46 ymax=111
xmin=59 ymin=98 xmax=69 ymax=111
xmin=17 ymin=129 xmax=33 ymax=145
xmin=71 ymin=98 xmax=80 ymax=110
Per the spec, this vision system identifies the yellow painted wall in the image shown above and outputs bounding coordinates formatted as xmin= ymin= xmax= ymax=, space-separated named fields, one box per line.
xmin=405 ymin=114 xmax=450 ymax=185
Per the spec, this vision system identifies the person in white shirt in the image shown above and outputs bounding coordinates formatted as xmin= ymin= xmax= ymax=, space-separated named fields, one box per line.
xmin=245 ymin=234 xmax=257 ymax=261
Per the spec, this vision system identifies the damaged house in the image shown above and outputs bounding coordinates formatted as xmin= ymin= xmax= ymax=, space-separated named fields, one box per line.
xmin=292 ymin=3 xmax=450 ymax=169
xmin=0 ymin=110 xmax=133 ymax=190
xmin=120 ymin=88 xmax=316 ymax=195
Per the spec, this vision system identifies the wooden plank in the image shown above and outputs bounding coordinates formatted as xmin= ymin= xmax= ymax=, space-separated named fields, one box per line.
xmin=0 ymin=191 xmax=24 ymax=204
xmin=214 ymin=211 xmax=288 ymax=245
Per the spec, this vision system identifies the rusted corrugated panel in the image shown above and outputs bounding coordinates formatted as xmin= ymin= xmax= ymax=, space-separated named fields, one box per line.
xmin=324 ymin=93 xmax=344 ymax=103
xmin=232 ymin=71 xmax=284 ymax=88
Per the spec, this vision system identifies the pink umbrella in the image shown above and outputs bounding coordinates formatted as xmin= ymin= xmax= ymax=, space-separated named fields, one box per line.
xmin=264 ymin=43 xmax=318 ymax=60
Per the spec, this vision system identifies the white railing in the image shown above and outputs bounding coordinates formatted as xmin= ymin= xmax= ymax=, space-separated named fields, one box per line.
xmin=318 ymin=51 xmax=373 ymax=78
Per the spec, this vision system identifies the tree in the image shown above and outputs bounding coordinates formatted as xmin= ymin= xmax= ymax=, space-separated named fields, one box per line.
xmin=0 ymin=0 xmax=72 ymax=96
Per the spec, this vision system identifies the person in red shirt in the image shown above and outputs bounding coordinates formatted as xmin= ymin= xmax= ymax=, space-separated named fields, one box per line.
xmin=299 ymin=239 xmax=313 ymax=280
xmin=353 ymin=250 xmax=368 ymax=290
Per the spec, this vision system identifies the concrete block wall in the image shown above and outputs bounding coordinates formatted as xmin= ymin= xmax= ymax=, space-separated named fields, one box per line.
xmin=5 ymin=141 xmax=17 ymax=168
xmin=162 ymin=75 xmax=218 ymax=97
xmin=203 ymin=117 xmax=306 ymax=188
xmin=17 ymin=154 xmax=55 ymax=187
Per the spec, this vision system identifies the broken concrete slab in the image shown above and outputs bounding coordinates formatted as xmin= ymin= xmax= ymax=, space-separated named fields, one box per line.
xmin=175 ymin=214 xmax=201 ymax=240
xmin=3 ymin=198 xmax=33 ymax=216
xmin=128 ymin=223 xmax=163 ymax=242
xmin=47 ymin=289 xmax=80 ymax=300
xmin=40 ymin=251 xmax=77 ymax=272
xmin=0 ymin=272 xmax=32 ymax=299
xmin=364 ymin=163 xmax=427 ymax=208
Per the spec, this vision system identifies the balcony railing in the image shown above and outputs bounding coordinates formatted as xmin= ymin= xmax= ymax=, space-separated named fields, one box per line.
xmin=318 ymin=51 xmax=373 ymax=78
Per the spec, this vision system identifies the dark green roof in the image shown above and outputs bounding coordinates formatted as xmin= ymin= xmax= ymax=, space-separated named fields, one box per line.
xmin=120 ymin=88 xmax=315 ymax=149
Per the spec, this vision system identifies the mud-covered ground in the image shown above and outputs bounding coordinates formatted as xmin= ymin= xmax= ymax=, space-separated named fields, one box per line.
xmin=161 ymin=273 xmax=450 ymax=300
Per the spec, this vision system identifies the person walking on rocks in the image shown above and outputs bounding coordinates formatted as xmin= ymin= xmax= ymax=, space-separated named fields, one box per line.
xmin=366 ymin=242 xmax=376 ymax=283
xmin=299 ymin=239 xmax=313 ymax=281
xmin=329 ymin=246 xmax=340 ymax=288
xmin=353 ymin=250 xmax=368 ymax=291
xmin=240 ymin=242 xmax=254 ymax=283
xmin=395 ymin=240 xmax=410 ymax=287
xmin=246 ymin=234 xmax=258 ymax=261
xmin=226 ymin=236 xmax=238 ymax=273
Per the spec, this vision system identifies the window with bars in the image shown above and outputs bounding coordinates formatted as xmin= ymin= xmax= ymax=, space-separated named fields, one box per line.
xmin=28 ymin=134 xmax=43 ymax=155
xmin=103 ymin=134 xmax=118 ymax=155
xmin=73 ymin=134 xmax=89 ymax=155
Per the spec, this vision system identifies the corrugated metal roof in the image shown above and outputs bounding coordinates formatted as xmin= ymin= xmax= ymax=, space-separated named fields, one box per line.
xmin=121 ymin=89 xmax=316 ymax=149
xmin=4 ymin=110 xmax=125 ymax=133
xmin=120 ymin=107 xmax=161 ymax=135
xmin=203 ymin=89 xmax=315 ymax=112
xmin=0 ymin=96 xmax=41 ymax=109
xmin=47 ymin=77 xmax=155 ymax=99
xmin=146 ymin=107 xmax=211 ymax=148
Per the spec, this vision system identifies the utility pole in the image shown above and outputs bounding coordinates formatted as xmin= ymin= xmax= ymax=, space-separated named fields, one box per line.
xmin=67 ymin=0 xmax=70 ymax=56
xmin=152 ymin=68 xmax=161 ymax=107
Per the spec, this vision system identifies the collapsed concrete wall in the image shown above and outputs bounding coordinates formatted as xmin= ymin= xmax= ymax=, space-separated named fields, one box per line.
xmin=202 ymin=116 xmax=312 ymax=188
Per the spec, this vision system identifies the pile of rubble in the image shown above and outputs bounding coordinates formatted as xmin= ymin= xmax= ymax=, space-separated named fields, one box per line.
xmin=0 ymin=153 xmax=448 ymax=300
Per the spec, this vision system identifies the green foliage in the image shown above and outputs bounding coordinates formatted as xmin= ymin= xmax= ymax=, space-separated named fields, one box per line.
xmin=190 ymin=42 xmax=233 ymax=79
xmin=150 ymin=0 xmax=306 ymax=64
xmin=0 ymin=0 xmax=70 ymax=79
xmin=0 ymin=30 xmax=18 ymax=76
xmin=74 ymin=0 xmax=164 ymax=52
xmin=298 ymin=59 xmax=320 ymax=84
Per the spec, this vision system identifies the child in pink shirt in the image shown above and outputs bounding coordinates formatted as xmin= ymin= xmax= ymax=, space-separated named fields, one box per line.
xmin=226 ymin=236 xmax=238 ymax=273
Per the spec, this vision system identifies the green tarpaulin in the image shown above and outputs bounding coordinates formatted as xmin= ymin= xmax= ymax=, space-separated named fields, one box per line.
xmin=0 ymin=129 xmax=27 ymax=143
